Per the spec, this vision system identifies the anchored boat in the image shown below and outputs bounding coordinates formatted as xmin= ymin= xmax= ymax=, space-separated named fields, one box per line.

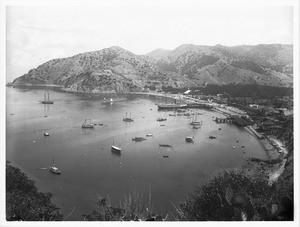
xmin=103 ymin=98 xmax=114 ymax=103
xmin=157 ymin=117 xmax=167 ymax=122
xmin=41 ymin=93 xmax=54 ymax=104
xmin=111 ymin=140 xmax=121 ymax=153
xmin=185 ymin=136 xmax=194 ymax=143
xmin=157 ymin=103 xmax=187 ymax=110
xmin=123 ymin=112 xmax=134 ymax=122
xmin=82 ymin=119 xmax=94 ymax=129
xmin=159 ymin=144 xmax=172 ymax=147
xmin=49 ymin=157 xmax=61 ymax=175
xmin=190 ymin=115 xmax=202 ymax=126
xmin=132 ymin=137 xmax=146 ymax=142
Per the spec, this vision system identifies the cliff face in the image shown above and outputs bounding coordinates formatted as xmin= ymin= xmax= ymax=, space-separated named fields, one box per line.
xmin=13 ymin=44 xmax=293 ymax=92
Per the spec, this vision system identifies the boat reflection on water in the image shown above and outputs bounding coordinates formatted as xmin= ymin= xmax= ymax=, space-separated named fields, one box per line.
xmin=111 ymin=149 xmax=121 ymax=157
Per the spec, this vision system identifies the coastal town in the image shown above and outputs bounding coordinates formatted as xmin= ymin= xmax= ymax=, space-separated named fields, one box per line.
xmin=152 ymin=88 xmax=293 ymax=185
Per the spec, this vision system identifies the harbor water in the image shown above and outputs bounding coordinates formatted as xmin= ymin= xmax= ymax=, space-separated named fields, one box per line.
xmin=6 ymin=87 xmax=268 ymax=220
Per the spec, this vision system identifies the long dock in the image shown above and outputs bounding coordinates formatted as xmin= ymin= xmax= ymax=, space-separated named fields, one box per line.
xmin=214 ymin=117 xmax=233 ymax=123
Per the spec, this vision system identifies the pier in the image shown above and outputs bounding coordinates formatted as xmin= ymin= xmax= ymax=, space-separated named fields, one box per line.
xmin=230 ymin=115 xmax=251 ymax=127
xmin=214 ymin=117 xmax=233 ymax=123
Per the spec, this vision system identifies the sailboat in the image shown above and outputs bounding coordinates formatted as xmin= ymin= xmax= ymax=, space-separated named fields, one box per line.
xmin=82 ymin=119 xmax=94 ymax=129
xmin=103 ymin=98 xmax=114 ymax=103
xmin=157 ymin=117 xmax=167 ymax=122
xmin=193 ymin=125 xmax=201 ymax=129
xmin=123 ymin=112 xmax=134 ymax=122
xmin=111 ymin=140 xmax=121 ymax=153
xmin=49 ymin=157 xmax=61 ymax=175
xmin=157 ymin=113 xmax=167 ymax=121
xmin=185 ymin=136 xmax=194 ymax=143
xmin=41 ymin=93 xmax=54 ymax=104
xmin=190 ymin=114 xmax=202 ymax=126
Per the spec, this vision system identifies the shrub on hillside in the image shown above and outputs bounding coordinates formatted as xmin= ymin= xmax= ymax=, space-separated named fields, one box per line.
xmin=6 ymin=161 xmax=63 ymax=221
xmin=177 ymin=170 xmax=293 ymax=221
xmin=83 ymin=189 xmax=168 ymax=221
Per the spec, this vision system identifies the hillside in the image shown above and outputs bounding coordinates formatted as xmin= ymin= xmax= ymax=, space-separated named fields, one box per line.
xmin=13 ymin=46 xmax=196 ymax=93
xmin=146 ymin=44 xmax=293 ymax=87
xmin=13 ymin=44 xmax=293 ymax=93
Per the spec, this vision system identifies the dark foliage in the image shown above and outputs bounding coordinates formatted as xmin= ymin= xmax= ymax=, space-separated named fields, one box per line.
xmin=275 ymin=117 xmax=294 ymax=217
xmin=178 ymin=170 xmax=293 ymax=221
xmin=83 ymin=190 xmax=167 ymax=221
xmin=6 ymin=161 xmax=63 ymax=221
xmin=161 ymin=86 xmax=189 ymax=93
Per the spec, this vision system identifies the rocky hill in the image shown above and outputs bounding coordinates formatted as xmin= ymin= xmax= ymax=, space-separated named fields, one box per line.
xmin=13 ymin=46 xmax=196 ymax=93
xmin=13 ymin=44 xmax=293 ymax=93
xmin=146 ymin=44 xmax=293 ymax=87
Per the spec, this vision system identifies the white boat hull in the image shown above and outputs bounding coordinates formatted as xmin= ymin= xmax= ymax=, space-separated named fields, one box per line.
xmin=111 ymin=145 xmax=121 ymax=153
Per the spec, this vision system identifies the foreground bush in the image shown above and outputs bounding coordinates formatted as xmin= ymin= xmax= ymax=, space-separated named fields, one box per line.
xmin=177 ymin=170 xmax=293 ymax=221
xmin=83 ymin=189 xmax=168 ymax=221
xmin=6 ymin=161 xmax=63 ymax=221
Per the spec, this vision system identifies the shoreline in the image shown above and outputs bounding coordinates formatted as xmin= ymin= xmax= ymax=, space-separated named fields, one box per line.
xmin=244 ymin=126 xmax=288 ymax=185
xmin=8 ymin=83 xmax=209 ymax=104
xmin=7 ymin=84 xmax=290 ymax=184
xmin=212 ymin=104 xmax=289 ymax=185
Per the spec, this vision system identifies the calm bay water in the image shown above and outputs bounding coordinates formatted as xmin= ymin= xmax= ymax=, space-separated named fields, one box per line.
xmin=6 ymin=87 xmax=268 ymax=220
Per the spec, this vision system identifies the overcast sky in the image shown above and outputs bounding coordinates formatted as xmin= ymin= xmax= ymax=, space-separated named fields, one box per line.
xmin=6 ymin=3 xmax=293 ymax=82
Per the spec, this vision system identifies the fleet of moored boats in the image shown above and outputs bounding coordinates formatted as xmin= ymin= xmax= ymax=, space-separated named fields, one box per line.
xmin=40 ymin=93 xmax=226 ymax=176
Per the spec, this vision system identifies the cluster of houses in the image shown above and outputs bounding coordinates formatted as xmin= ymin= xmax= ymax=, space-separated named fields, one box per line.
xmin=184 ymin=91 xmax=293 ymax=136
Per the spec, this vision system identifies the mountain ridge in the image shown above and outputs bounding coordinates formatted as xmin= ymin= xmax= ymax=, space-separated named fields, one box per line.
xmin=13 ymin=44 xmax=293 ymax=93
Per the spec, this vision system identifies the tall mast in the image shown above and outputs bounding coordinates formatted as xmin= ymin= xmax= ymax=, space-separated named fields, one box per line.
xmin=48 ymin=93 xmax=50 ymax=101
xmin=44 ymin=93 xmax=46 ymax=102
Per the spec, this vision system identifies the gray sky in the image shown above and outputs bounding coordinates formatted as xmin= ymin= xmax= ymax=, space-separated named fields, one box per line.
xmin=6 ymin=2 xmax=293 ymax=82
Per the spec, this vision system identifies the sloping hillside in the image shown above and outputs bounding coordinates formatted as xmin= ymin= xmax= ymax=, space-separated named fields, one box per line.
xmin=13 ymin=46 xmax=195 ymax=92
xmin=13 ymin=44 xmax=293 ymax=93
xmin=146 ymin=44 xmax=293 ymax=87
